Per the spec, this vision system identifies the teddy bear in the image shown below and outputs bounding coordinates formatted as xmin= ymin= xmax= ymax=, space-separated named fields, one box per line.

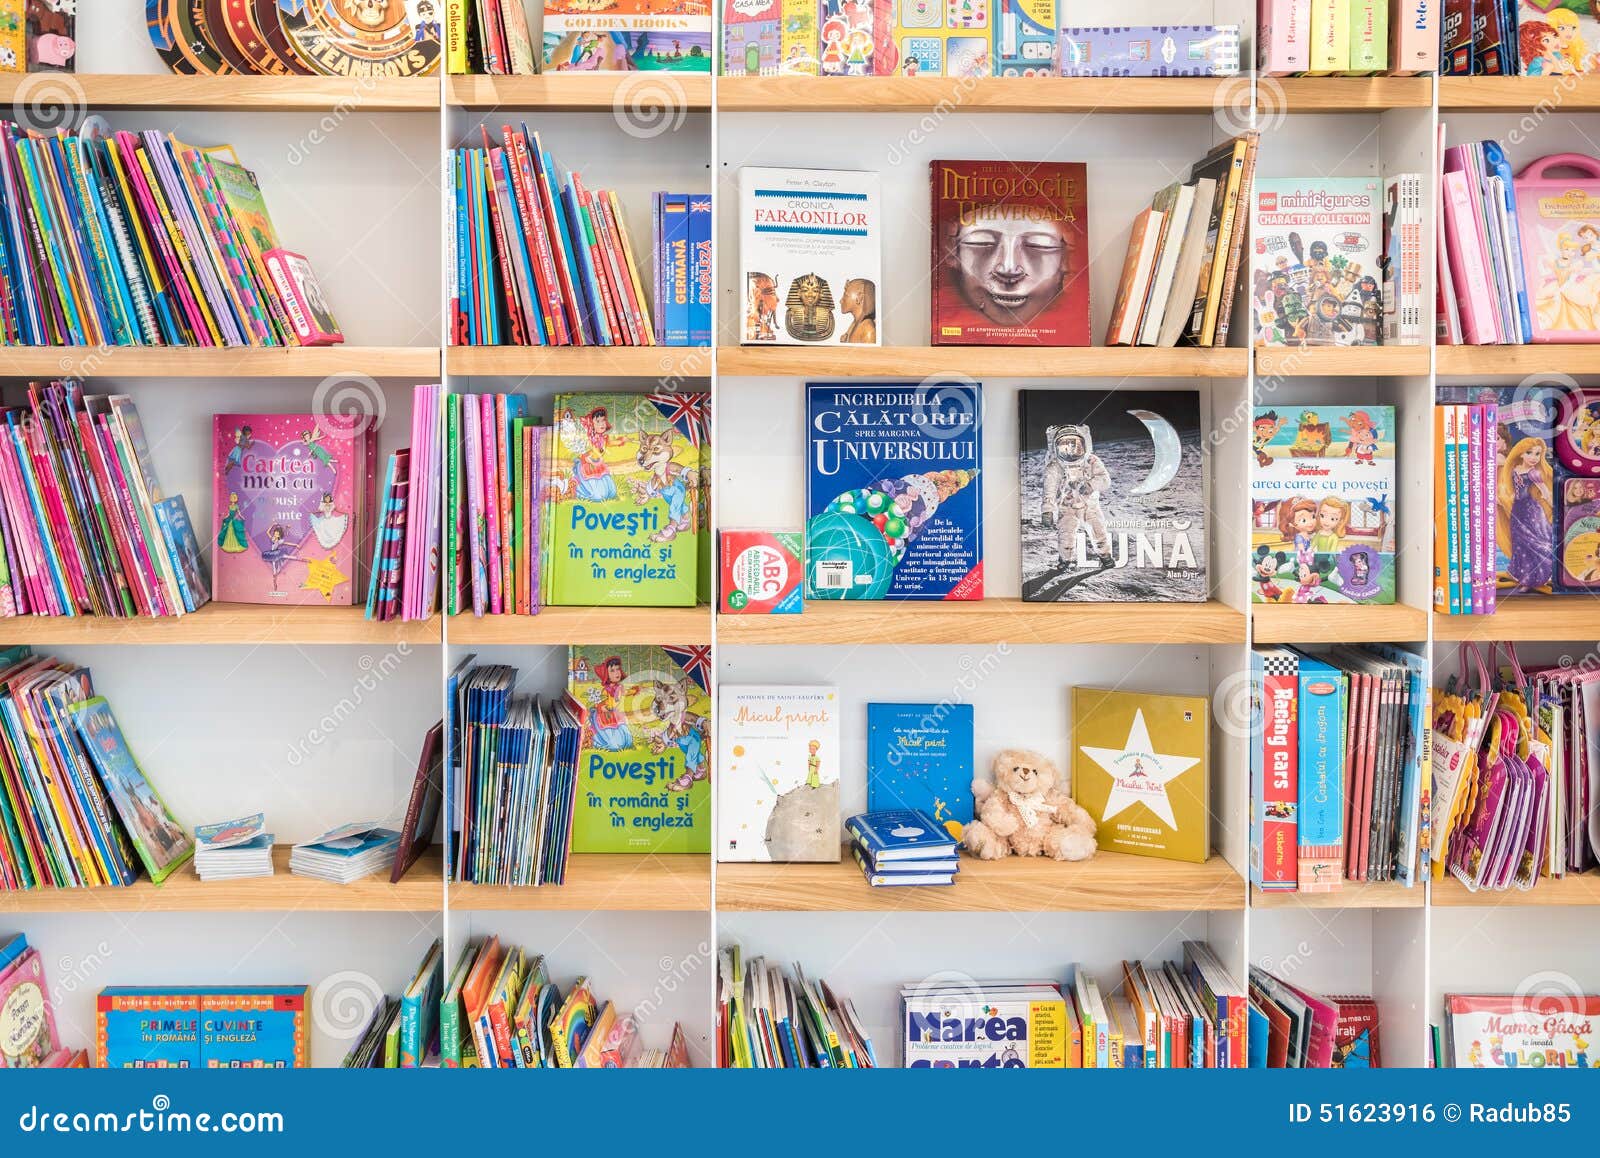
xmin=963 ymin=748 xmax=1097 ymax=862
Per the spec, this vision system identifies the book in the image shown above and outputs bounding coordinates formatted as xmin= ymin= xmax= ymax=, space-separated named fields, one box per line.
xmin=212 ymin=412 xmax=376 ymax=607
xmin=1072 ymin=687 xmax=1209 ymax=863
xmin=1382 ymin=174 xmax=1424 ymax=345
xmin=69 ymin=695 xmax=193 ymax=885
xmin=25 ymin=0 xmax=73 ymax=70
xmin=391 ymin=721 xmax=444 ymax=883
xmin=288 ymin=823 xmax=400 ymax=884
xmin=0 ymin=947 xmax=58 ymax=1067
xmin=1058 ymin=25 xmax=1241 ymax=75
xmin=193 ymin=813 xmax=273 ymax=882
xmin=723 ymin=0 xmax=781 ymax=74
xmin=845 ymin=809 xmax=958 ymax=860
xmin=930 ymin=159 xmax=1089 ymax=346
xmin=1019 ymin=389 xmax=1208 ymax=603
xmin=1186 ymin=133 xmax=1258 ymax=346
xmin=1445 ymin=994 xmax=1600 ymax=1067
xmin=262 ymin=249 xmax=342 ymax=346
xmin=566 ymin=644 xmax=710 ymax=854
xmin=890 ymin=0 xmax=992 ymax=76
xmin=1251 ymin=647 xmax=1300 ymax=890
xmin=805 ymin=381 xmax=982 ymax=601
xmin=1251 ymin=406 xmax=1397 ymax=604
xmin=739 ymin=167 xmax=881 ymax=346
xmin=1392 ymin=0 xmax=1437 ymax=72
xmin=866 ymin=702 xmax=974 ymax=840
xmin=1518 ymin=0 xmax=1600 ymax=73
xmin=718 ymin=685 xmax=840 ymax=862
xmin=1251 ymin=177 xmax=1383 ymax=347
xmin=97 ymin=986 xmax=310 ymax=1068
xmin=903 ymin=982 xmax=1067 ymax=1067
xmin=719 ymin=529 xmax=803 ymax=614
xmin=1294 ymin=653 xmax=1348 ymax=891
xmin=992 ymin=0 xmax=1056 ymax=75
xmin=1260 ymin=0 xmax=1313 ymax=72
xmin=543 ymin=0 xmax=712 ymax=70
xmin=279 ymin=2 xmax=441 ymax=75
xmin=1105 ymin=207 xmax=1166 ymax=347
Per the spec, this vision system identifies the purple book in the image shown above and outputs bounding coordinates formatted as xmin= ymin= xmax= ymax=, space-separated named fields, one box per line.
xmin=1057 ymin=25 xmax=1241 ymax=76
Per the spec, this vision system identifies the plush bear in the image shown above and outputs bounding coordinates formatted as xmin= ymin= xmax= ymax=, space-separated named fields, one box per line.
xmin=963 ymin=748 xmax=1097 ymax=862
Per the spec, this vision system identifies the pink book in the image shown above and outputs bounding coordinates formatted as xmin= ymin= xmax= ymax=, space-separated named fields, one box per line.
xmin=481 ymin=393 xmax=503 ymax=615
xmin=462 ymin=395 xmax=488 ymax=616
xmin=496 ymin=393 xmax=513 ymax=606
xmin=0 ymin=430 xmax=49 ymax=615
xmin=212 ymin=413 xmax=371 ymax=606
xmin=1482 ymin=402 xmax=1497 ymax=615
xmin=5 ymin=423 xmax=66 ymax=615
xmin=1284 ymin=980 xmax=1340 ymax=1068
xmin=1259 ymin=0 xmax=1312 ymax=73
xmin=1441 ymin=169 xmax=1499 ymax=345
xmin=93 ymin=411 xmax=170 ymax=617
xmin=0 ymin=948 xmax=60 ymax=1068
xmin=1390 ymin=0 xmax=1437 ymax=73
xmin=23 ymin=415 xmax=91 ymax=611
xmin=263 ymin=249 xmax=344 ymax=347
xmin=1514 ymin=153 xmax=1600 ymax=343
xmin=1468 ymin=405 xmax=1486 ymax=615
xmin=114 ymin=131 xmax=215 ymax=347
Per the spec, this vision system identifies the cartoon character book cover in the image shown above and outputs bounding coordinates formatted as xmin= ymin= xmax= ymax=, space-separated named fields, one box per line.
xmin=717 ymin=685 xmax=840 ymax=862
xmin=565 ymin=644 xmax=710 ymax=855
xmin=1019 ymin=389 xmax=1207 ymax=602
xmin=212 ymin=413 xmax=373 ymax=606
xmin=722 ymin=0 xmax=780 ymax=73
xmin=866 ymin=701 xmax=974 ymax=840
xmin=68 ymin=696 xmax=193 ymax=884
xmin=930 ymin=159 xmax=1090 ymax=346
xmin=740 ymin=166 xmax=881 ymax=346
xmin=1517 ymin=0 xmax=1600 ymax=75
xmin=543 ymin=0 xmax=713 ymax=70
xmin=1250 ymin=406 xmax=1396 ymax=605
xmin=1250 ymin=177 xmax=1383 ymax=347
xmin=805 ymin=381 xmax=982 ymax=601
xmin=888 ymin=0 xmax=992 ymax=77
xmin=545 ymin=392 xmax=704 ymax=607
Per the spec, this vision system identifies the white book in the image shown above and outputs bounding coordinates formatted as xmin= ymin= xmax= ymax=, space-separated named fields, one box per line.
xmin=1138 ymin=185 xmax=1196 ymax=346
xmin=738 ymin=167 xmax=882 ymax=347
xmin=1158 ymin=178 xmax=1217 ymax=348
xmin=717 ymin=685 xmax=841 ymax=863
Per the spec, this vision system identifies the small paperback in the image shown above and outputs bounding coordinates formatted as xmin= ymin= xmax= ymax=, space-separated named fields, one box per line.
xmin=194 ymin=814 xmax=274 ymax=882
xmin=289 ymin=822 xmax=400 ymax=884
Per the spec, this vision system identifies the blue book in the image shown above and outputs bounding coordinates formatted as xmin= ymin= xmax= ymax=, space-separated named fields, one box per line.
xmin=660 ymin=193 xmax=690 ymax=346
xmin=0 ymin=933 xmax=26 ymax=975
xmin=851 ymin=841 xmax=960 ymax=874
xmin=1482 ymin=141 xmax=1532 ymax=342
xmin=1292 ymin=651 xmax=1346 ymax=892
xmin=1248 ymin=1003 xmax=1270 ymax=1068
xmin=866 ymin=701 xmax=974 ymax=840
xmin=851 ymin=843 xmax=957 ymax=886
xmin=687 ymin=193 xmax=711 ymax=346
xmin=845 ymin=809 xmax=957 ymax=862
xmin=805 ymin=382 xmax=983 ymax=602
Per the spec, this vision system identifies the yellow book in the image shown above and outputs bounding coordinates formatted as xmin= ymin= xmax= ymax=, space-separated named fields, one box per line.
xmin=447 ymin=0 xmax=471 ymax=73
xmin=170 ymin=139 xmax=261 ymax=348
xmin=608 ymin=189 xmax=656 ymax=346
xmin=1073 ymin=686 xmax=1210 ymax=864
xmin=134 ymin=146 xmax=224 ymax=346
xmin=1309 ymin=0 xmax=1351 ymax=72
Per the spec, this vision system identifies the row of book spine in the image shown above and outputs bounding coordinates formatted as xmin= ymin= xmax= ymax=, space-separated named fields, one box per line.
xmin=1259 ymin=0 xmax=1438 ymax=74
xmin=366 ymin=384 xmax=443 ymax=623
xmin=1433 ymin=403 xmax=1499 ymax=616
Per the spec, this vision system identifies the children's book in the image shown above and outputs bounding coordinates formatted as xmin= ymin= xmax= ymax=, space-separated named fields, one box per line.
xmin=0 ymin=948 xmax=59 ymax=1068
xmin=718 ymin=685 xmax=840 ymax=862
xmin=98 ymin=986 xmax=310 ymax=1069
xmin=1019 ymin=389 xmax=1207 ymax=603
xmin=1072 ymin=687 xmax=1210 ymax=863
xmin=1250 ymin=177 xmax=1383 ymax=347
xmin=719 ymin=529 xmax=803 ymax=614
xmin=805 ymin=382 xmax=982 ymax=601
xmin=739 ymin=167 xmax=881 ymax=346
xmin=212 ymin=413 xmax=376 ymax=606
xmin=550 ymin=978 xmax=598 ymax=1067
xmin=846 ymin=808 xmax=959 ymax=860
xmin=565 ymin=645 xmax=710 ymax=854
xmin=1446 ymin=994 xmax=1600 ymax=1067
xmin=866 ymin=702 xmax=974 ymax=840
xmin=888 ymin=0 xmax=992 ymax=76
xmin=1251 ymin=406 xmax=1397 ymax=605
xmin=1517 ymin=0 xmax=1600 ymax=74
xmin=543 ymin=0 xmax=713 ymax=70
xmin=723 ymin=0 xmax=782 ymax=73
xmin=930 ymin=159 xmax=1089 ymax=346
xmin=1251 ymin=647 xmax=1299 ymax=890
xmin=546 ymin=393 xmax=703 ymax=607
xmin=992 ymin=0 xmax=1056 ymax=75
xmin=279 ymin=0 xmax=441 ymax=76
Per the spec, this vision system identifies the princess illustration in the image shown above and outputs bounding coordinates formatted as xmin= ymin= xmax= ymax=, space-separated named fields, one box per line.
xmin=300 ymin=425 xmax=334 ymax=467
xmin=225 ymin=426 xmax=252 ymax=471
xmin=309 ymin=493 xmax=349 ymax=550
xmin=1536 ymin=231 xmax=1599 ymax=333
xmin=1312 ymin=496 xmax=1351 ymax=553
xmin=569 ymin=407 xmax=624 ymax=501
xmin=1499 ymin=436 xmax=1555 ymax=592
xmin=586 ymin=655 xmax=634 ymax=751
xmin=260 ymin=524 xmax=302 ymax=593
xmin=217 ymin=492 xmax=249 ymax=553
xmin=1276 ymin=496 xmax=1318 ymax=568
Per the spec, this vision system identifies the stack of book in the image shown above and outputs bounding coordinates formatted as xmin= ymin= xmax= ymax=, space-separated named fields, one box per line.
xmin=365 ymin=384 xmax=443 ymax=623
xmin=1108 ymin=133 xmax=1257 ymax=350
xmin=440 ymin=936 xmax=691 ymax=1068
xmin=1252 ymin=968 xmax=1381 ymax=1067
xmin=717 ymin=946 xmax=876 ymax=1068
xmin=288 ymin=823 xmax=400 ymax=884
xmin=0 ymin=383 xmax=207 ymax=620
xmin=343 ymin=940 xmax=444 ymax=1069
xmin=0 ymin=649 xmax=193 ymax=893
xmin=846 ymin=809 xmax=959 ymax=888
xmin=0 ymin=121 xmax=342 ymax=348
xmin=193 ymin=814 xmax=274 ymax=882
xmin=450 ymin=125 xmax=709 ymax=348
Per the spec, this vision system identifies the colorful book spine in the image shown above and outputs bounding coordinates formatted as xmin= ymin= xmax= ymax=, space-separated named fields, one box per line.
xmin=1296 ymin=655 xmax=1346 ymax=892
xmin=1260 ymin=0 xmax=1313 ymax=73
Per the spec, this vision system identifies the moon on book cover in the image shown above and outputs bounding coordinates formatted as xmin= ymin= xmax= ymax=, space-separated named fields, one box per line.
xmin=1128 ymin=409 xmax=1180 ymax=495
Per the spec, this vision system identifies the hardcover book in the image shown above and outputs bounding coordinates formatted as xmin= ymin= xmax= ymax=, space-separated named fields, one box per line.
xmin=805 ymin=382 xmax=983 ymax=601
xmin=723 ymin=0 xmax=781 ymax=74
xmin=546 ymin=392 xmax=704 ymax=607
xmin=718 ymin=685 xmax=841 ymax=862
xmin=740 ymin=167 xmax=882 ymax=346
xmin=1019 ymin=389 xmax=1208 ymax=602
xmin=889 ymin=0 xmax=992 ymax=76
xmin=1250 ymin=406 xmax=1397 ymax=605
xmin=565 ymin=645 xmax=710 ymax=854
xmin=0 ymin=948 xmax=59 ymax=1068
xmin=1072 ymin=687 xmax=1210 ymax=863
xmin=866 ymin=702 xmax=974 ymax=840
xmin=1517 ymin=0 xmax=1600 ymax=74
xmin=212 ymin=413 xmax=376 ymax=607
xmin=542 ymin=0 xmax=713 ymax=70
xmin=930 ymin=159 xmax=1089 ymax=346
xmin=993 ymin=0 xmax=1057 ymax=75
xmin=1251 ymin=177 xmax=1383 ymax=347
xmin=97 ymin=986 xmax=310 ymax=1069
xmin=1446 ymin=994 xmax=1600 ymax=1068
xmin=1058 ymin=25 xmax=1241 ymax=76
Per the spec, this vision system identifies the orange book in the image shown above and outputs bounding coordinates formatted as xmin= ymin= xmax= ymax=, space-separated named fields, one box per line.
xmin=1105 ymin=208 xmax=1165 ymax=346
xmin=456 ymin=936 xmax=502 ymax=1067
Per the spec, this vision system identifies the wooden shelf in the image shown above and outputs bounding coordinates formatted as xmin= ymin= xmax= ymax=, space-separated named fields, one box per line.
xmin=0 ymin=346 xmax=440 ymax=379
xmin=717 ymin=850 xmax=1244 ymax=912
xmin=1268 ymin=76 xmax=1433 ymax=112
xmin=718 ymin=345 xmax=1248 ymax=379
xmin=1433 ymin=597 xmax=1594 ymax=642
xmin=1432 ymin=873 xmax=1600 ymax=907
xmin=1439 ymin=75 xmax=1600 ymax=111
xmin=1252 ymin=603 xmax=1429 ymax=643
xmin=1251 ymin=881 xmax=1423 ymax=909
xmin=1254 ymin=345 xmax=1429 ymax=377
xmin=718 ymin=75 xmax=1233 ymax=114
xmin=448 ymin=73 xmax=711 ymax=111
xmin=449 ymin=854 xmax=710 ymax=911
xmin=448 ymin=344 xmax=709 ymax=378
xmin=1436 ymin=345 xmax=1600 ymax=376
xmin=0 ymin=849 xmax=443 ymax=913
xmin=0 ymin=605 xmax=439 ymax=647
xmin=448 ymin=606 xmax=711 ymax=645
xmin=719 ymin=598 xmax=1244 ymax=646
xmin=0 ymin=73 xmax=440 ymax=112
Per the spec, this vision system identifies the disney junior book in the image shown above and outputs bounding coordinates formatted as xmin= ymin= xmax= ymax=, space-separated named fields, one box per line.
xmin=805 ymin=381 xmax=982 ymax=601
xmin=1250 ymin=406 xmax=1396 ymax=605
xmin=717 ymin=685 xmax=841 ymax=862
xmin=212 ymin=413 xmax=376 ymax=606
xmin=1019 ymin=389 xmax=1207 ymax=602
xmin=546 ymin=392 xmax=704 ymax=607
xmin=740 ymin=167 xmax=882 ymax=346
xmin=565 ymin=645 xmax=710 ymax=855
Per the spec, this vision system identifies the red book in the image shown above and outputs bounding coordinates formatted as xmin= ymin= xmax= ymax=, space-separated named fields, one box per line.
xmin=929 ymin=158 xmax=1090 ymax=346
xmin=1255 ymin=647 xmax=1298 ymax=889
